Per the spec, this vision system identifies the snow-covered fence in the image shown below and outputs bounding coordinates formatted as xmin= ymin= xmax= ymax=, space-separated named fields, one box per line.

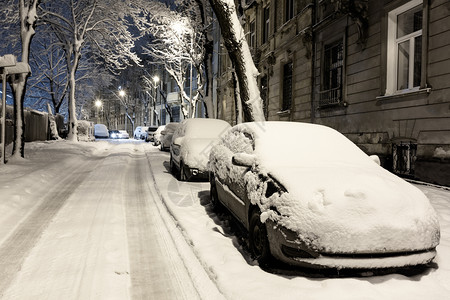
xmin=0 ymin=104 xmax=65 ymax=144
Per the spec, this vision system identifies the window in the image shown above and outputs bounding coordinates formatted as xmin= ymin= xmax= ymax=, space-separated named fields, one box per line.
xmin=260 ymin=75 xmax=268 ymax=118
xmin=386 ymin=0 xmax=423 ymax=94
xmin=393 ymin=141 xmax=417 ymax=176
xmin=249 ymin=20 xmax=256 ymax=49
xmin=282 ymin=62 xmax=293 ymax=111
xmin=285 ymin=0 xmax=294 ymax=22
xmin=319 ymin=39 xmax=344 ymax=107
xmin=263 ymin=5 xmax=270 ymax=44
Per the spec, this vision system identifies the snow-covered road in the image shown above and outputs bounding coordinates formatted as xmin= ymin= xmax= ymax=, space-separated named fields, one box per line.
xmin=0 ymin=141 xmax=216 ymax=299
xmin=0 ymin=139 xmax=449 ymax=300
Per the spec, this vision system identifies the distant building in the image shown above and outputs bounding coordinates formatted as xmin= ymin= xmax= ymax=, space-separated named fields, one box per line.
xmin=213 ymin=0 xmax=450 ymax=186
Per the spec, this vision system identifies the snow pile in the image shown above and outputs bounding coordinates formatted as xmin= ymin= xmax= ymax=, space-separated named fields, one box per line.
xmin=434 ymin=147 xmax=450 ymax=158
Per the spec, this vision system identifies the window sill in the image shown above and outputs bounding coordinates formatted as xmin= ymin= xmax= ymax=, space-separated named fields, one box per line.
xmin=376 ymin=88 xmax=431 ymax=101
xmin=277 ymin=110 xmax=290 ymax=116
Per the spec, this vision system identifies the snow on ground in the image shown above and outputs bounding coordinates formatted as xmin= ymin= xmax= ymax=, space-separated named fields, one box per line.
xmin=0 ymin=140 xmax=449 ymax=299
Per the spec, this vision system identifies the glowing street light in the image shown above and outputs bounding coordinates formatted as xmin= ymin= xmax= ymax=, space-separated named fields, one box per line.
xmin=119 ymin=90 xmax=126 ymax=97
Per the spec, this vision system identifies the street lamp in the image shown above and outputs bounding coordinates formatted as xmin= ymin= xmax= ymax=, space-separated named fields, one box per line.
xmin=95 ymin=99 xmax=102 ymax=124
xmin=119 ymin=89 xmax=128 ymax=131
xmin=153 ymin=76 xmax=160 ymax=125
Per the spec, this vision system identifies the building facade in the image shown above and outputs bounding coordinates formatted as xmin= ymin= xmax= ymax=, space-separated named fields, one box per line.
xmin=214 ymin=0 xmax=450 ymax=186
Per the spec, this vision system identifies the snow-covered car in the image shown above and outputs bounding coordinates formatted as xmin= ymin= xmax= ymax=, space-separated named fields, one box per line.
xmin=134 ymin=126 xmax=147 ymax=139
xmin=152 ymin=125 xmax=165 ymax=146
xmin=209 ymin=121 xmax=440 ymax=269
xmin=94 ymin=124 xmax=109 ymax=139
xmin=170 ymin=118 xmax=231 ymax=181
xmin=109 ymin=130 xmax=121 ymax=139
xmin=118 ymin=130 xmax=129 ymax=139
xmin=145 ymin=126 xmax=159 ymax=142
xmin=160 ymin=123 xmax=179 ymax=151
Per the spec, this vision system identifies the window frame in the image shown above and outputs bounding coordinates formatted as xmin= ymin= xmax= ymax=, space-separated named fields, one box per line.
xmin=262 ymin=5 xmax=270 ymax=44
xmin=285 ymin=0 xmax=294 ymax=23
xmin=281 ymin=62 xmax=293 ymax=111
xmin=319 ymin=37 xmax=345 ymax=107
xmin=386 ymin=0 xmax=423 ymax=95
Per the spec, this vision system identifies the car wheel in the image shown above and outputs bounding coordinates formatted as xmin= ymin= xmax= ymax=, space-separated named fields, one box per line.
xmin=249 ymin=209 xmax=271 ymax=265
xmin=210 ymin=184 xmax=223 ymax=211
xmin=179 ymin=161 xmax=187 ymax=181
xmin=169 ymin=156 xmax=176 ymax=176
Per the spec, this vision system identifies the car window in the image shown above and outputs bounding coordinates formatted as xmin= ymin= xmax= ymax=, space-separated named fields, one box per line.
xmin=222 ymin=130 xmax=254 ymax=154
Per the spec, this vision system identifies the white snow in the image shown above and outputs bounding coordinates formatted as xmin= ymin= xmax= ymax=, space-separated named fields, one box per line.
xmin=0 ymin=139 xmax=449 ymax=299
xmin=210 ymin=122 xmax=440 ymax=261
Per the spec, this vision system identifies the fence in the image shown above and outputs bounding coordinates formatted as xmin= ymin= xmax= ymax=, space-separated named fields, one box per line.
xmin=0 ymin=104 xmax=65 ymax=145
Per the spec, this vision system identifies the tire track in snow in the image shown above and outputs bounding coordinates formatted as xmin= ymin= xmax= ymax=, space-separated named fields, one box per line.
xmin=124 ymin=144 xmax=200 ymax=299
xmin=0 ymin=157 xmax=100 ymax=296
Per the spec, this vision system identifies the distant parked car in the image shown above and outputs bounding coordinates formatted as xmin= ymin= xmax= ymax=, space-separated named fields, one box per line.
xmin=152 ymin=125 xmax=166 ymax=146
xmin=145 ymin=126 xmax=159 ymax=142
xmin=170 ymin=118 xmax=231 ymax=181
xmin=109 ymin=130 xmax=121 ymax=139
xmin=119 ymin=130 xmax=129 ymax=139
xmin=160 ymin=123 xmax=179 ymax=151
xmin=209 ymin=121 xmax=440 ymax=269
xmin=134 ymin=126 xmax=147 ymax=140
xmin=94 ymin=124 xmax=108 ymax=139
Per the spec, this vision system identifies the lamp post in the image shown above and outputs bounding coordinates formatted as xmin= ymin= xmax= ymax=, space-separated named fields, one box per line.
xmin=153 ymin=75 xmax=160 ymax=125
xmin=95 ymin=99 xmax=102 ymax=124
xmin=119 ymin=89 xmax=127 ymax=131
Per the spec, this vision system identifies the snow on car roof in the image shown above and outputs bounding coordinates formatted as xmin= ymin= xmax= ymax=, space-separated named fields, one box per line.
xmin=184 ymin=118 xmax=230 ymax=138
xmin=233 ymin=121 xmax=373 ymax=167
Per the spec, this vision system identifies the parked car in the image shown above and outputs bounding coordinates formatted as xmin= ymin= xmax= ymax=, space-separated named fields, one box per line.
xmin=145 ymin=126 xmax=159 ymax=142
xmin=160 ymin=123 xmax=179 ymax=151
xmin=109 ymin=129 xmax=121 ymax=139
xmin=94 ymin=124 xmax=108 ymax=139
xmin=119 ymin=130 xmax=129 ymax=139
xmin=209 ymin=121 xmax=440 ymax=269
xmin=134 ymin=126 xmax=147 ymax=140
xmin=152 ymin=125 xmax=166 ymax=146
xmin=170 ymin=118 xmax=231 ymax=181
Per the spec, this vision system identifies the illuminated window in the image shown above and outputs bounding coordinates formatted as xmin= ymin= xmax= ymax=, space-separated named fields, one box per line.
xmin=386 ymin=0 xmax=422 ymax=94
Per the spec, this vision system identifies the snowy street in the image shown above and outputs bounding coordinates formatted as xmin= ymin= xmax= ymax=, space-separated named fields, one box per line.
xmin=0 ymin=139 xmax=449 ymax=299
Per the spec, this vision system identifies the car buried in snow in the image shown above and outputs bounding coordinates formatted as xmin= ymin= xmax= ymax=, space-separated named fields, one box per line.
xmin=170 ymin=118 xmax=231 ymax=181
xmin=160 ymin=123 xmax=179 ymax=151
xmin=208 ymin=121 xmax=440 ymax=270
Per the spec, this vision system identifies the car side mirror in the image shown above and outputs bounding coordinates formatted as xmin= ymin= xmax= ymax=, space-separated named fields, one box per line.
xmin=232 ymin=153 xmax=256 ymax=167
xmin=173 ymin=137 xmax=183 ymax=147
xmin=369 ymin=155 xmax=381 ymax=166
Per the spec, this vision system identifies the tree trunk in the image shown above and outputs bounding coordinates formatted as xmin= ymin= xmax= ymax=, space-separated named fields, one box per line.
xmin=66 ymin=65 xmax=78 ymax=141
xmin=11 ymin=75 xmax=27 ymax=159
xmin=10 ymin=0 xmax=40 ymax=158
xmin=208 ymin=0 xmax=265 ymax=122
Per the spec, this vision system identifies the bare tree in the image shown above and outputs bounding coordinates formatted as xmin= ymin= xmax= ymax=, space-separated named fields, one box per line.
xmin=136 ymin=1 xmax=207 ymax=119
xmin=39 ymin=0 xmax=141 ymax=141
xmin=27 ymin=28 xmax=69 ymax=114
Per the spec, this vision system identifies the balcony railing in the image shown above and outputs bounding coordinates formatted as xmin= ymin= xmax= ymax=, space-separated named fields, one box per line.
xmin=318 ymin=86 xmax=342 ymax=107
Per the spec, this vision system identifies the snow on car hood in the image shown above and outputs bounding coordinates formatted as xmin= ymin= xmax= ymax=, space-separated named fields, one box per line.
xmin=256 ymin=162 xmax=440 ymax=253
xmin=182 ymin=138 xmax=220 ymax=171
